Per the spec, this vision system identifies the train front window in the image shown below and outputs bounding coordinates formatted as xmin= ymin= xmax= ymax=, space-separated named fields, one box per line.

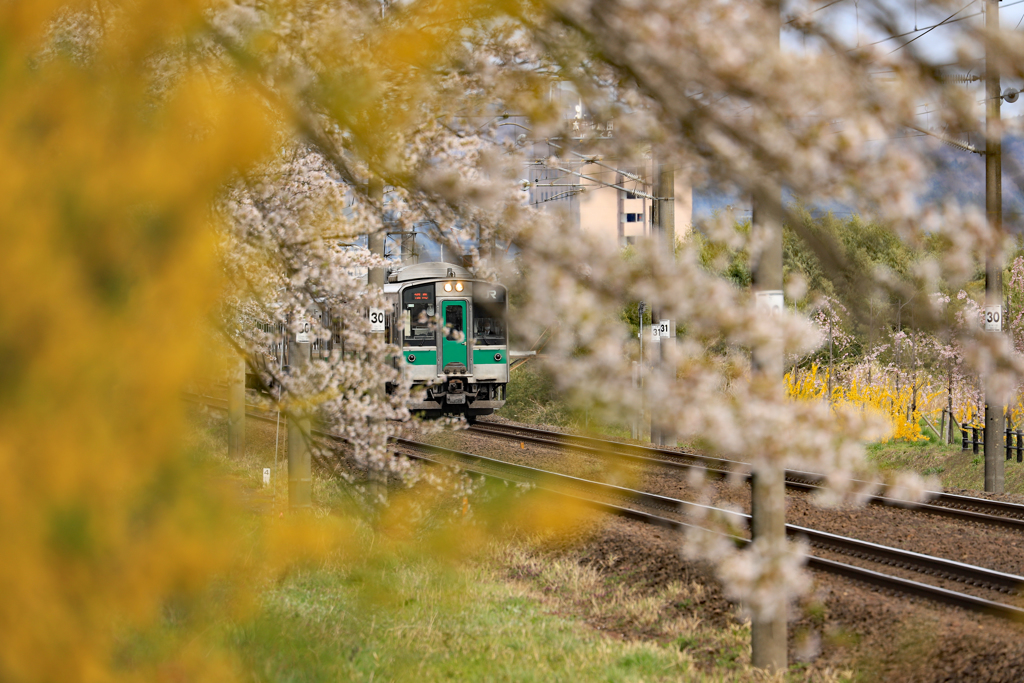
xmin=473 ymin=282 xmax=507 ymax=346
xmin=474 ymin=315 xmax=505 ymax=345
xmin=402 ymin=284 xmax=436 ymax=346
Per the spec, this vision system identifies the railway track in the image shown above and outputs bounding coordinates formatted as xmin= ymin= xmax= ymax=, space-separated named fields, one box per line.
xmin=469 ymin=421 xmax=1024 ymax=531
xmin=184 ymin=394 xmax=1024 ymax=620
xmin=391 ymin=437 xmax=1024 ymax=621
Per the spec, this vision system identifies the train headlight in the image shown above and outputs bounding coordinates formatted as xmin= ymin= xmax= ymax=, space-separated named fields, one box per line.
xmin=455 ymin=282 xmax=464 ymax=292
xmin=444 ymin=282 xmax=453 ymax=292
xmin=494 ymin=353 xmax=502 ymax=361
xmin=407 ymin=354 xmax=416 ymax=363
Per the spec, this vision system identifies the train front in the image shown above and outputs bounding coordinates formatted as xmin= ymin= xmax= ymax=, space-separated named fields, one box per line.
xmin=394 ymin=263 xmax=508 ymax=420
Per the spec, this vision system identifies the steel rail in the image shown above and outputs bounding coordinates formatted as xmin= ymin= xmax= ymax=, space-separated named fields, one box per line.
xmin=184 ymin=394 xmax=1024 ymax=619
xmin=186 ymin=393 xmax=1024 ymax=526
xmin=469 ymin=422 xmax=1024 ymax=530
xmin=391 ymin=438 xmax=1024 ymax=621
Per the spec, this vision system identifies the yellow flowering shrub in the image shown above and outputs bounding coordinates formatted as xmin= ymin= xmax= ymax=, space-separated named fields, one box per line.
xmin=786 ymin=366 xmax=932 ymax=443
xmin=0 ymin=5 xmax=337 ymax=681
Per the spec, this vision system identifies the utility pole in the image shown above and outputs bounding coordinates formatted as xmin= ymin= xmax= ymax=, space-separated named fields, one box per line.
xmin=750 ymin=194 xmax=786 ymax=673
xmin=227 ymin=354 xmax=245 ymax=460
xmin=368 ymin=178 xmax=388 ymax=502
xmin=402 ymin=228 xmax=418 ymax=266
xmin=477 ymin=225 xmax=493 ymax=268
xmin=287 ymin=333 xmax=312 ymax=511
xmin=653 ymin=160 xmax=676 ymax=446
xmin=750 ymin=0 xmax=787 ymax=672
xmin=638 ymin=300 xmax=646 ymax=441
xmin=984 ymin=0 xmax=1005 ymax=493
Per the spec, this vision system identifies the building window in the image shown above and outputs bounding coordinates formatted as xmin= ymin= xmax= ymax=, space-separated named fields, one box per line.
xmin=625 ymin=213 xmax=638 ymax=223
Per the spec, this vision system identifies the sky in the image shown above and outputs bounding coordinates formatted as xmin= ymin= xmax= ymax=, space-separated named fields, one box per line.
xmin=689 ymin=1 xmax=1024 ymax=221
xmin=787 ymin=0 xmax=1024 ymax=120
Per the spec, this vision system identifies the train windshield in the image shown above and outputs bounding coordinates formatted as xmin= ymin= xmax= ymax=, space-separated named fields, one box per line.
xmin=402 ymin=284 xmax=436 ymax=346
xmin=473 ymin=282 xmax=507 ymax=346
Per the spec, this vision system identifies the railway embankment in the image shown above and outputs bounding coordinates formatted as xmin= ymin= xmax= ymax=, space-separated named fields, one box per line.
xmin=189 ymin=397 xmax=1024 ymax=681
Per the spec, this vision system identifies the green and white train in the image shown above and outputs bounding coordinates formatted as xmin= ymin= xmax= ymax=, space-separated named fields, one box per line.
xmin=384 ymin=261 xmax=508 ymax=421
xmin=248 ymin=261 xmax=508 ymax=422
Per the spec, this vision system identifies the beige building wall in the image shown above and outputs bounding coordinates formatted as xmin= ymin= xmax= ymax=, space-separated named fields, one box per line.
xmin=674 ymin=173 xmax=694 ymax=239
xmin=578 ymin=183 xmax=620 ymax=246
xmin=578 ymin=171 xmax=693 ymax=248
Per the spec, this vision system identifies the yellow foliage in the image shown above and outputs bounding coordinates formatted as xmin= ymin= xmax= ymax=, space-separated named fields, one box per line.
xmin=786 ymin=366 xmax=932 ymax=443
xmin=0 ymin=5 xmax=599 ymax=680
xmin=0 ymin=6 xmax=296 ymax=682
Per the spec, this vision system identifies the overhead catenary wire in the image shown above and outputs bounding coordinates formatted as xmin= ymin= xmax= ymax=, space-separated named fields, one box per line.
xmin=544 ymin=138 xmax=648 ymax=184
xmin=526 ymin=160 xmax=664 ymax=200
xmin=889 ymin=0 xmax=978 ymax=55
xmin=784 ymin=0 xmax=849 ymax=26
xmin=838 ymin=0 xmax=1024 ymax=54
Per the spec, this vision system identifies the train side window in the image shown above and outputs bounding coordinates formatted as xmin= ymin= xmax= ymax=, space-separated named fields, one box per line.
xmin=402 ymin=284 xmax=436 ymax=346
xmin=473 ymin=283 xmax=507 ymax=346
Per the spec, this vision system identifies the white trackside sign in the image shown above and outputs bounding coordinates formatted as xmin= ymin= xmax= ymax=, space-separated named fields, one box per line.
xmin=756 ymin=290 xmax=784 ymax=317
xmin=985 ymin=305 xmax=1002 ymax=331
xmin=369 ymin=308 xmax=386 ymax=333
xmin=263 ymin=468 xmax=271 ymax=487
xmin=652 ymin=319 xmax=671 ymax=342
xmin=296 ymin=320 xmax=311 ymax=343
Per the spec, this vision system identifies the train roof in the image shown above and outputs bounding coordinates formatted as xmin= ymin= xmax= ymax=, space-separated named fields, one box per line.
xmin=387 ymin=261 xmax=474 ymax=283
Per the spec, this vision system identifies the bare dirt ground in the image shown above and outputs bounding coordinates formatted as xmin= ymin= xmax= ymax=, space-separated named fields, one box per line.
xmin=426 ymin=418 xmax=1024 ymax=682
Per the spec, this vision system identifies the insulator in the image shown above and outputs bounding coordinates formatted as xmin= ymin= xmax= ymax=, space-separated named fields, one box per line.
xmin=939 ymin=74 xmax=981 ymax=84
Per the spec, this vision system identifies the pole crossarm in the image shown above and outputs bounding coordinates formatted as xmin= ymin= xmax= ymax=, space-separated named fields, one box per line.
xmin=498 ymin=121 xmax=656 ymax=191
xmin=543 ymin=138 xmax=650 ymax=185
xmin=526 ymin=160 xmax=664 ymax=200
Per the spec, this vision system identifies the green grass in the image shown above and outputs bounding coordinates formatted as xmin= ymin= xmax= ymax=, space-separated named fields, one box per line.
xmin=229 ymin=555 xmax=704 ymax=683
xmin=866 ymin=419 xmax=1024 ymax=495
xmin=497 ymin=364 xmax=678 ymax=444
xmin=186 ymin=404 xmax=857 ymax=682
xmin=498 ymin=363 xmax=577 ymax=427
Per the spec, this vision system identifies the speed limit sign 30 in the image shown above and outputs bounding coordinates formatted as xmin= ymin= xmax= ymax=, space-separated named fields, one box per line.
xmin=985 ymin=305 xmax=1002 ymax=331
xmin=369 ymin=308 xmax=387 ymax=332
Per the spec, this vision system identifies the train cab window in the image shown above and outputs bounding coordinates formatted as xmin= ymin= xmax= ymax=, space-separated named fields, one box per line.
xmin=473 ymin=283 xmax=507 ymax=346
xmin=402 ymin=284 xmax=436 ymax=346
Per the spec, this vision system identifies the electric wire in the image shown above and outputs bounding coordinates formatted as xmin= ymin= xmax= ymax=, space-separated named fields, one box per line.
xmin=854 ymin=0 xmax=1024 ymax=54
xmin=784 ymin=0 xmax=849 ymax=26
xmin=889 ymin=0 xmax=978 ymax=55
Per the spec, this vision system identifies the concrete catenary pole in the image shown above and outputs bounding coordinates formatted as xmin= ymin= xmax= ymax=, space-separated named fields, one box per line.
xmin=227 ymin=354 xmax=245 ymax=460
xmin=368 ymin=178 xmax=388 ymax=502
xmin=749 ymin=196 xmax=786 ymax=673
xmin=287 ymin=335 xmax=312 ymax=511
xmin=984 ymin=0 xmax=1005 ymax=493
xmin=749 ymin=0 xmax=787 ymax=671
xmin=655 ymin=159 xmax=676 ymax=446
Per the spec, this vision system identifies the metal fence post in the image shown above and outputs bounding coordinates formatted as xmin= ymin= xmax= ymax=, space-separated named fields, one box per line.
xmin=973 ymin=425 xmax=980 ymax=455
xmin=1018 ymin=430 xmax=1023 ymax=463
xmin=962 ymin=422 xmax=969 ymax=451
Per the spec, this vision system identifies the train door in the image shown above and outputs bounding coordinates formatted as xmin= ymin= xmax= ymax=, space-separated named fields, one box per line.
xmin=440 ymin=300 xmax=468 ymax=370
